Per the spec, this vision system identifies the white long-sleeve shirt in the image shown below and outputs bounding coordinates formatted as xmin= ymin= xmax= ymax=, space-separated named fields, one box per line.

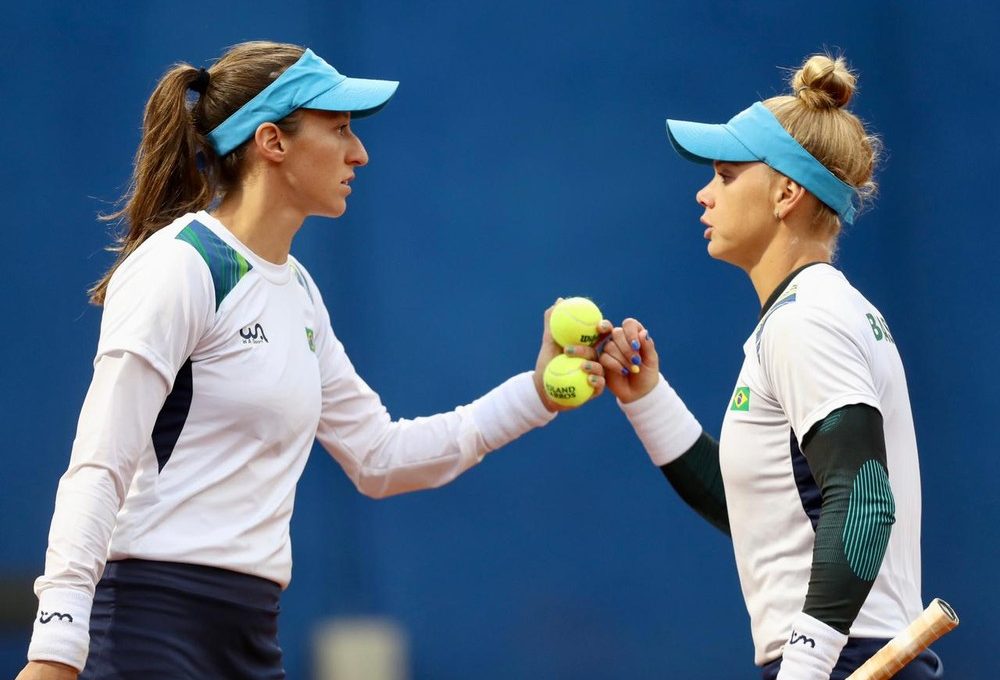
xmin=29 ymin=211 xmax=555 ymax=670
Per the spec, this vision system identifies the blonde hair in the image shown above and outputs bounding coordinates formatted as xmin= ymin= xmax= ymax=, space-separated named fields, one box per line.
xmin=90 ymin=41 xmax=306 ymax=305
xmin=763 ymin=53 xmax=882 ymax=240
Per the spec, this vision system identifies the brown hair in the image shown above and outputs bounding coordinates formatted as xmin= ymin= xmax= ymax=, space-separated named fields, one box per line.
xmin=763 ymin=53 xmax=882 ymax=239
xmin=90 ymin=41 xmax=306 ymax=305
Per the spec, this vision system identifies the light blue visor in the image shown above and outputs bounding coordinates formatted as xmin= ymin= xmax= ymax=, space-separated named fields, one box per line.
xmin=665 ymin=102 xmax=858 ymax=224
xmin=207 ymin=49 xmax=399 ymax=156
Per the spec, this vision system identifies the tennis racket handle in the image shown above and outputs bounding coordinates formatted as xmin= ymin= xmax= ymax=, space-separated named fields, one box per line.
xmin=846 ymin=598 xmax=958 ymax=680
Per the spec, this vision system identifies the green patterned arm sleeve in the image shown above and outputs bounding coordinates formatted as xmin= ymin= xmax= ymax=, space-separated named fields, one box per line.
xmin=802 ymin=404 xmax=896 ymax=634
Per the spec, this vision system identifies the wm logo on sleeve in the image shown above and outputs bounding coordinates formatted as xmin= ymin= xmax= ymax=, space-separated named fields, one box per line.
xmin=39 ymin=611 xmax=74 ymax=624
xmin=788 ymin=630 xmax=816 ymax=648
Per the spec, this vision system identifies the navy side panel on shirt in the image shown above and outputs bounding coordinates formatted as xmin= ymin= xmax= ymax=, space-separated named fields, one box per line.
xmin=790 ymin=429 xmax=822 ymax=530
xmin=151 ymin=358 xmax=193 ymax=473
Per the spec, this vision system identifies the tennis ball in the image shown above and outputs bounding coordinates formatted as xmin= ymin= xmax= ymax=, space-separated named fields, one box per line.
xmin=543 ymin=355 xmax=594 ymax=407
xmin=550 ymin=297 xmax=603 ymax=348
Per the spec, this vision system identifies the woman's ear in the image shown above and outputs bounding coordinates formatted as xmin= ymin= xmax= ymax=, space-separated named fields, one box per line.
xmin=253 ymin=122 xmax=286 ymax=163
xmin=773 ymin=174 xmax=809 ymax=221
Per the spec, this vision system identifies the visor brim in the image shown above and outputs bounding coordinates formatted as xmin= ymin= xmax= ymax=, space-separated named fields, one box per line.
xmin=303 ymin=76 xmax=400 ymax=119
xmin=665 ymin=119 xmax=759 ymax=165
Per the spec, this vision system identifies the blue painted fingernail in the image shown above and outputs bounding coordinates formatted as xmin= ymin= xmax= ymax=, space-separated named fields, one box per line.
xmin=621 ymin=367 xmax=629 ymax=377
xmin=631 ymin=354 xmax=641 ymax=365
xmin=631 ymin=339 xmax=640 ymax=351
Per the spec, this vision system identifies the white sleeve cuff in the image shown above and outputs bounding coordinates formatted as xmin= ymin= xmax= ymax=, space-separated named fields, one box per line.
xmin=776 ymin=612 xmax=849 ymax=680
xmin=618 ymin=374 xmax=702 ymax=467
xmin=469 ymin=371 xmax=557 ymax=452
xmin=27 ymin=587 xmax=93 ymax=672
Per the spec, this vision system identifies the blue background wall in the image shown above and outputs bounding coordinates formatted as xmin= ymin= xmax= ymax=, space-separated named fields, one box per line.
xmin=2 ymin=1 xmax=997 ymax=677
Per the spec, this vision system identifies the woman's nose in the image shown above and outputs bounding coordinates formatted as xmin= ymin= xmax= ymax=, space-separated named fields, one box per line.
xmin=696 ymin=184 xmax=713 ymax=208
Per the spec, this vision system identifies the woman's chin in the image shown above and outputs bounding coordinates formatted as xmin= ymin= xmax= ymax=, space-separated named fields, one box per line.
xmin=706 ymin=240 xmax=741 ymax=267
xmin=318 ymin=201 xmax=348 ymax=219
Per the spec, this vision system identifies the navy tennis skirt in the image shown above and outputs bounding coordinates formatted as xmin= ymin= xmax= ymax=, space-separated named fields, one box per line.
xmin=761 ymin=636 xmax=943 ymax=679
xmin=80 ymin=559 xmax=284 ymax=679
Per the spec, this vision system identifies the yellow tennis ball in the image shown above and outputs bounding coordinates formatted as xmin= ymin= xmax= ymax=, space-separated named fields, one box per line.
xmin=543 ymin=355 xmax=594 ymax=407
xmin=550 ymin=297 xmax=603 ymax=348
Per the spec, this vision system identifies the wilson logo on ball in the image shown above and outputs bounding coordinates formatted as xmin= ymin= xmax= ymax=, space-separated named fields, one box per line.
xmin=550 ymin=297 xmax=603 ymax=348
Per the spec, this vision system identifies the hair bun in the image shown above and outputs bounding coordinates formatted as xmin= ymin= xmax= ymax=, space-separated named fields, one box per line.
xmin=791 ymin=54 xmax=856 ymax=109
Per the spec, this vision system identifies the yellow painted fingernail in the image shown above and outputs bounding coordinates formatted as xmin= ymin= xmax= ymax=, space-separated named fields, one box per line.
xmin=630 ymin=364 xmax=640 ymax=374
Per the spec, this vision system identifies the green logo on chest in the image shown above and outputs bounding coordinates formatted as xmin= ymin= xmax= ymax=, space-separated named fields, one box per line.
xmin=730 ymin=386 xmax=750 ymax=411
xmin=305 ymin=327 xmax=316 ymax=352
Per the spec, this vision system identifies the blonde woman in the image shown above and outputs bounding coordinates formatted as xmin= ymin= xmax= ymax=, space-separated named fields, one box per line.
xmin=596 ymin=55 xmax=941 ymax=679
xmin=19 ymin=41 xmax=605 ymax=680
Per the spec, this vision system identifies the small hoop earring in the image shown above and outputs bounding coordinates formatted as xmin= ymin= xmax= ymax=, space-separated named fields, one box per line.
xmin=774 ymin=211 xmax=781 ymax=220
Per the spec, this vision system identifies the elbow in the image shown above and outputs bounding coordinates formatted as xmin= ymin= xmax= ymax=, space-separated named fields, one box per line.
xmin=843 ymin=486 xmax=895 ymax=582
xmin=356 ymin=481 xmax=393 ymax=500
xmin=61 ymin=461 xmax=130 ymax=509
xmin=352 ymin=467 xmax=407 ymax=499
xmin=351 ymin=467 xmax=391 ymax=499
xmin=353 ymin=466 xmax=449 ymax=500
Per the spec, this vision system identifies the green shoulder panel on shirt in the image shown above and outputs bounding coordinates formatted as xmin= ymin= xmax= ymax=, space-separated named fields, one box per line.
xmin=290 ymin=262 xmax=314 ymax=303
xmin=176 ymin=220 xmax=252 ymax=311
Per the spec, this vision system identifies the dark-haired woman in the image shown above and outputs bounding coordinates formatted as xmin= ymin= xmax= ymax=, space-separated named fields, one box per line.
xmin=594 ymin=55 xmax=941 ymax=679
xmin=19 ymin=42 xmax=606 ymax=680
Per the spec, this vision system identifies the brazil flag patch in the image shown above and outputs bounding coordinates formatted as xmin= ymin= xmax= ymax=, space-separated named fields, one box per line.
xmin=730 ymin=386 xmax=750 ymax=411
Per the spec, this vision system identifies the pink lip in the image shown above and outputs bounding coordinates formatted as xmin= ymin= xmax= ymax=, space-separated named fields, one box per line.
xmin=700 ymin=217 xmax=713 ymax=239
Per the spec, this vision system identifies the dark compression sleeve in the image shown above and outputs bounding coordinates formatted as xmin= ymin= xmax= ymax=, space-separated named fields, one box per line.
xmin=802 ymin=404 xmax=896 ymax=634
xmin=659 ymin=432 xmax=730 ymax=536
